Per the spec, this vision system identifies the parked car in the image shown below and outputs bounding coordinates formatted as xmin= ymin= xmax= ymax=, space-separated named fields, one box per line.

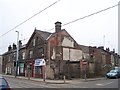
xmin=0 ymin=76 xmax=10 ymax=90
xmin=106 ymin=70 xmax=120 ymax=79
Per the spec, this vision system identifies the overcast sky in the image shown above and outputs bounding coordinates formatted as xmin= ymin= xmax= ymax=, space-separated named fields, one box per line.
xmin=0 ymin=0 xmax=119 ymax=54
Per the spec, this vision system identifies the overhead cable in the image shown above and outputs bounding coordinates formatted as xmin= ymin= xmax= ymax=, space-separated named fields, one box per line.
xmin=62 ymin=4 xmax=118 ymax=26
xmin=0 ymin=0 xmax=61 ymax=38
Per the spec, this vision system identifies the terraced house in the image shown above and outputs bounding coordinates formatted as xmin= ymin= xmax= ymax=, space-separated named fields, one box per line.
xmin=0 ymin=55 xmax=2 ymax=74
xmin=89 ymin=46 xmax=120 ymax=77
xmin=2 ymin=41 xmax=26 ymax=76
xmin=2 ymin=21 xmax=120 ymax=80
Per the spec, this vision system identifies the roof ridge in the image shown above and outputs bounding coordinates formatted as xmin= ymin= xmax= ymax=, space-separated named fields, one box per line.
xmin=35 ymin=29 xmax=53 ymax=34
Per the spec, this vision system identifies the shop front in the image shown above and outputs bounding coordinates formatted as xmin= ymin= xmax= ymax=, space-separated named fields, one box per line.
xmin=34 ymin=59 xmax=46 ymax=79
xmin=19 ymin=62 xmax=25 ymax=76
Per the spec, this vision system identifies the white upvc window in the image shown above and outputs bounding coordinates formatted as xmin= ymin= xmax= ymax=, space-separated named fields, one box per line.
xmin=29 ymin=50 xmax=33 ymax=58
xmin=33 ymin=39 xmax=36 ymax=46
xmin=22 ymin=52 xmax=25 ymax=59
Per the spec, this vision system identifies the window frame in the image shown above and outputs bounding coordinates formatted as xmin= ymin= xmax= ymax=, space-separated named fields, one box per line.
xmin=29 ymin=50 xmax=33 ymax=58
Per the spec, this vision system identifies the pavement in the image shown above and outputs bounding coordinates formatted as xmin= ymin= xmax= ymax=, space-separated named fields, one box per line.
xmin=2 ymin=74 xmax=106 ymax=84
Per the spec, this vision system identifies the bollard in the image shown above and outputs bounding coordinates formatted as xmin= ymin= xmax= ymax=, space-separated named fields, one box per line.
xmin=28 ymin=71 xmax=30 ymax=80
xmin=85 ymin=73 xmax=87 ymax=81
xmin=27 ymin=65 xmax=31 ymax=80
xmin=63 ymin=75 xmax=66 ymax=84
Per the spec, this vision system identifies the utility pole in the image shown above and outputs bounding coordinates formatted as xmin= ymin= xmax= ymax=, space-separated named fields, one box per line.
xmin=43 ymin=42 xmax=47 ymax=82
xmin=118 ymin=1 xmax=120 ymax=55
xmin=68 ymin=49 xmax=70 ymax=79
xmin=103 ymin=35 xmax=105 ymax=47
xmin=15 ymin=31 xmax=19 ymax=78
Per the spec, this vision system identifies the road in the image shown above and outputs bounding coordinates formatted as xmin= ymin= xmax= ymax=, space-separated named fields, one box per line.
xmin=3 ymin=75 xmax=119 ymax=89
xmin=67 ymin=79 xmax=119 ymax=88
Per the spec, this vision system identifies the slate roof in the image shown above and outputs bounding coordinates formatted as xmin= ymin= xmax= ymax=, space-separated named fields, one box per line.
xmin=36 ymin=30 xmax=52 ymax=40
xmin=78 ymin=44 xmax=89 ymax=54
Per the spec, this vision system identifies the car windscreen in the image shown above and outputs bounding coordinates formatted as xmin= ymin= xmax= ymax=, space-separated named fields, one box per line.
xmin=109 ymin=70 xmax=118 ymax=73
xmin=0 ymin=78 xmax=8 ymax=88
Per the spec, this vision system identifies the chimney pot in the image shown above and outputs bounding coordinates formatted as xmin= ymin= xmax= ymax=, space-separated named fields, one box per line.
xmin=55 ymin=21 xmax=62 ymax=32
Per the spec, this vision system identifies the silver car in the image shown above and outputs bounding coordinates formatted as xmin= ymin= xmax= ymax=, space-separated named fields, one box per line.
xmin=106 ymin=70 xmax=120 ymax=79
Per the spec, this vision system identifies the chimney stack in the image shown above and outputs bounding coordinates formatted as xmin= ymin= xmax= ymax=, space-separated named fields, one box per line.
xmin=106 ymin=48 xmax=110 ymax=52
xmin=98 ymin=46 xmax=104 ymax=50
xmin=12 ymin=43 xmax=16 ymax=50
xmin=55 ymin=21 xmax=62 ymax=32
xmin=8 ymin=45 xmax=12 ymax=51
xmin=19 ymin=40 xmax=22 ymax=47
xmin=112 ymin=49 xmax=115 ymax=53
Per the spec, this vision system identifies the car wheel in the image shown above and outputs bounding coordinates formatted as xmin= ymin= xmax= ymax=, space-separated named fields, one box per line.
xmin=106 ymin=76 xmax=109 ymax=79
xmin=115 ymin=76 xmax=118 ymax=79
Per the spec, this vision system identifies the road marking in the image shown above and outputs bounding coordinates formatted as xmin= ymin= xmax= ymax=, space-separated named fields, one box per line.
xmin=96 ymin=82 xmax=113 ymax=86
xmin=82 ymin=87 xmax=88 ymax=88
xmin=22 ymin=81 xmax=55 ymax=88
xmin=96 ymin=84 xmax=104 ymax=86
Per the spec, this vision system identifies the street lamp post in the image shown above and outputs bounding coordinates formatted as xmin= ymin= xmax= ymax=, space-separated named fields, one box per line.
xmin=15 ymin=31 xmax=19 ymax=78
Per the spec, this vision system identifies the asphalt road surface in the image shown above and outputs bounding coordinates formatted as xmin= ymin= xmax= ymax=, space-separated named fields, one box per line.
xmin=3 ymin=75 xmax=119 ymax=89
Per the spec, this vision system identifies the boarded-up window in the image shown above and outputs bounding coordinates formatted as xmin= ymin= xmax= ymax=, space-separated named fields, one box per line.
xmin=63 ymin=48 xmax=82 ymax=61
xmin=70 ymin=49 xmax=82 ymax=61
xmin=62 ymin=37 xmax=74 ymax=47
xmin=63 ymin=48 xmax=69 ymax=60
